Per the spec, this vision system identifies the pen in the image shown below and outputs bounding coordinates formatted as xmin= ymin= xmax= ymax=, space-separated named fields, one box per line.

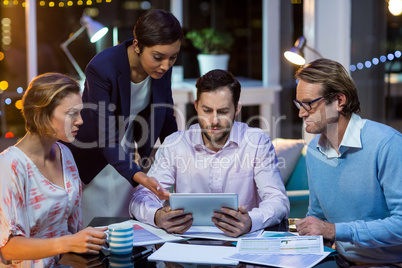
xmin=132 ymin=248 xmax=153 ymax=259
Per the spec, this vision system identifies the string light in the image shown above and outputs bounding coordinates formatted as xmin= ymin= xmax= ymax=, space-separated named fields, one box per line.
xmin=1 ymin=0 xmax=112 ymax=7
xmin=350 ymin=50 xmax=402 ymax=72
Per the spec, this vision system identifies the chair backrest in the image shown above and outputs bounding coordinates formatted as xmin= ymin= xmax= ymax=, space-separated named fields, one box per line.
xmin=272 ymin=138 xmax=305 ymax=185
xmin=285 ymin=146 xmax=308 ymax=191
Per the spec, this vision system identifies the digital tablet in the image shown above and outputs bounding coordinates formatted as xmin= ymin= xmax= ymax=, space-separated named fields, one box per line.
xmin=169 ymin=193 xmax=238 ymax=226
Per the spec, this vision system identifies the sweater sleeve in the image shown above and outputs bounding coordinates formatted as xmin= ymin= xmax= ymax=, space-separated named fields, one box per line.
xmin=335 ymin=132 xmax=402 ymax=248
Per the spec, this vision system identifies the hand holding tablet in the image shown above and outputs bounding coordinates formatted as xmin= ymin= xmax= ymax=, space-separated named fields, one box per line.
xmin=169 ymin=193 xmax=238 ymax=226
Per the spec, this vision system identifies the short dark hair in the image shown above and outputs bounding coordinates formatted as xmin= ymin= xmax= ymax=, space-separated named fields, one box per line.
xmin=196 ymin=69 xmax=241 ymax=108
xmin=134 ymin=9 xmax=183 ymax=52
xmin=295 ymin=58 xmax=360 ymax=116
xmin=22 ymin=72 xmax=80 ymax=138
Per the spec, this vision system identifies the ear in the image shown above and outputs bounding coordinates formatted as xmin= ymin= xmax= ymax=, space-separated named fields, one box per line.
xmin=235 ymin=102 xmax=242 ymax=117
xmin=336 ymin=93 xmax=347 ymax=112
xmin=194 ymin=100 xmax=198 ymax=111
xmin=133 ymin=39 xmax=140 ymax=54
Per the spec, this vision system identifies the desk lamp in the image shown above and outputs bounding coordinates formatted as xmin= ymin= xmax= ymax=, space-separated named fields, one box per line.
xmin=284 ymin=36 xmax=322 ymax=65
xmin=60 ymin=14 xmax=108 ymax=81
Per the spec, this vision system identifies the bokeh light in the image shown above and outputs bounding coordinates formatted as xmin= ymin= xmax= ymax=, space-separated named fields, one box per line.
xmin=389 ymin=0 xmax=402 ymax=16
xmin=5 ymin=132 xmax=14 ymax=138
xmin=15 ymin=100 xmax=23 ymax=110
xmin=0 ymin=81 xmax=9 ymax=90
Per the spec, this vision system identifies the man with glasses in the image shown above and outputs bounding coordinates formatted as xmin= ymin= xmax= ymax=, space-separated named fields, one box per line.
xmin=293 ymin=58 xmax=402 ymax=264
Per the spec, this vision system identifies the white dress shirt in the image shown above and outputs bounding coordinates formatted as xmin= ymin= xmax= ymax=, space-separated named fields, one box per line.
xmin=130 ymin=121 xmax=289 ymax=232
xmin=317 ymin=113 xmax=366 ymax=158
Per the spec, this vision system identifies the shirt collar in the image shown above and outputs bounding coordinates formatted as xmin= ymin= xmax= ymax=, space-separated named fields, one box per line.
xmin=189 ymin=122 xmax=240 ymax=151
xmin=317 ymin=113 xmax=366 ymax=158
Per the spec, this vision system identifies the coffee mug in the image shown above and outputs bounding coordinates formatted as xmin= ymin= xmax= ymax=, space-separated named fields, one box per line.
xmin=103 ymin=223 xmax=134 ymax=255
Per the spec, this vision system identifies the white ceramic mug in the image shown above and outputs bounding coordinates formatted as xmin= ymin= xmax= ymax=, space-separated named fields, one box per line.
xmin=103 ymin=223 xmax=134 ymax=255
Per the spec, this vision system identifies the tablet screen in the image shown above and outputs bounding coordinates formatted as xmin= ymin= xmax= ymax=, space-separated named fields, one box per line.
xmin=169 ymin=193 xmax=238 ymax=226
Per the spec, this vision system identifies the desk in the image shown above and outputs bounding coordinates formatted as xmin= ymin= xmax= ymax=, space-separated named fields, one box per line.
xmin=172 ymin=78 xmax=282 ymax=138
xmin=59 ymin=217 xmax=339 ymax=268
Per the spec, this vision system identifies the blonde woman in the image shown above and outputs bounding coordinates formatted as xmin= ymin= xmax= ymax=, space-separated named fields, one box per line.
xmin=0 ymin=73 xmax=106 ymax=267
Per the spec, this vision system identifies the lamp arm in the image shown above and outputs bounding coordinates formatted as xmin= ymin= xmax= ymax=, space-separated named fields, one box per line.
xmin=305 ymin=45 xmax=323 ymax=58
xmin=60 ymin=26 xmax=86 ymax=81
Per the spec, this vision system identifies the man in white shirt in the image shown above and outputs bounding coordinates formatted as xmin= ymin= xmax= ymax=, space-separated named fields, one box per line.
xmin=130 ymin=69 xmax=289 ymax=237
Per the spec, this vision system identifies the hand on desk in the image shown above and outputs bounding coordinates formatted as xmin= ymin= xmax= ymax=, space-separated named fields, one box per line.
xmin=212 ymin=206 xmax=252 ymax=237
xmin=155 ymin=206 xmax=193 ymax=234
xmin=296 ymin=216 xmax=335 ymax=241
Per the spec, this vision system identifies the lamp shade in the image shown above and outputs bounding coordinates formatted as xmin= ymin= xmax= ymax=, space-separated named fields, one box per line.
xmin=81 ymin=15 xmax=109 ymax=43
xmin=60 ymin=14 xmax=109 ymax=81
xmin=284 ymin=36 xmax=306 ymax=65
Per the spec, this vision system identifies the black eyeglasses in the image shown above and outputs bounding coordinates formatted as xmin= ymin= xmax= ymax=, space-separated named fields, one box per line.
xmin=293 ymin=96 xmax=324 ymax=111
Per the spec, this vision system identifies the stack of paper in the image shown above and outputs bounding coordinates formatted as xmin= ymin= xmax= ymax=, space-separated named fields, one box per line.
xmin=147 ymin=242 xmax=239 ymax=265
xmin=226 ymin=236 xmax=330 ymax=268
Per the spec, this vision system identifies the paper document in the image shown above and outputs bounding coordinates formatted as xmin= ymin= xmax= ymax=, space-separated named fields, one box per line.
xmin=227 ymin=252 xmax=330 ymax=268
xmin=237 ymin=235 xmax=324 ymax=254
xmin=226 ymin=236 xmax=329 ymax=268
xmin=261 ymin=231 xmax=298 ymax=237
xmin=179 ymin=225 xmax=263 ymax=241
xmin=148 ymin=242 xmax=238 ymax=265
xmin=101 ymin=220 xmax=185 ymax=246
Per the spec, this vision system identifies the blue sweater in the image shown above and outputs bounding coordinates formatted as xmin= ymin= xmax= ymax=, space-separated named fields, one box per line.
xmin=306 ymin=120 xmax=402 ymax=263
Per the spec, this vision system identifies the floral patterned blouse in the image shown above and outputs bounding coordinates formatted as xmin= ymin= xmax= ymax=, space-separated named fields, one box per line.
xmin=0 ymin=143 xmax=82 ymax=267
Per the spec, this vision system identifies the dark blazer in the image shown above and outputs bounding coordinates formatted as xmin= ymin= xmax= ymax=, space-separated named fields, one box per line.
xmin=67 ymin=39 xmax=178 ymax=187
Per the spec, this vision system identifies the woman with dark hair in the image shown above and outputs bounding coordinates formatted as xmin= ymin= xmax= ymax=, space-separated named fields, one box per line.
xmin=66 ymin=9 xmax=183 ymax=224
xmin=0 ymin=73 xmax=106 ymax=267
